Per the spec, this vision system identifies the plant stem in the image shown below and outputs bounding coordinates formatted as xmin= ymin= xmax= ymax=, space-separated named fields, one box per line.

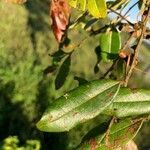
xmin=124 ymin=6 xmax=150 ymax=87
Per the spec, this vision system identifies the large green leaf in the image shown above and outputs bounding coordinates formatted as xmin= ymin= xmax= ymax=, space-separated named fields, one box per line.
xmin=69 ymin=0 xmax=107 ymax=18
xmin=36 ymin=80 xmax=120 ymax=132
xmin=78 ymin=118 xmax=143 ymax=149
xmin=104 ymin=88 xmax=150 ymax=117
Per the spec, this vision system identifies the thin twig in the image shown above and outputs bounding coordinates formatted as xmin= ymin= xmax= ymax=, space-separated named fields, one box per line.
xmin=122 ymin=32 xmax=135 ymax=50
xmin=132 ymin=115 xmax=150 ymax=123
xmin=124 ymin=1 xmax=139 ymax=17
xmin=124 ymin=6 xmax=150 ymax=87
xmin=109 ymin=8 xmax=134 ymax=26
xmin=126 ymin=54 xmax=131 ymax=76
xmin=105 ymin=117 xmax=116 ymax=148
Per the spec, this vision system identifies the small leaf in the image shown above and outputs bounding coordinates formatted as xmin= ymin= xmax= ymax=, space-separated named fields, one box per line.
xmin=36 ymin=80 xmax=120 ymax=132
xmin=104 ymin=88 xmax=150 ymax=117
xmin=78 ymin=118 xmax=143 ymax=149
xmin=55 ymin=55 xmax=71 ymax=90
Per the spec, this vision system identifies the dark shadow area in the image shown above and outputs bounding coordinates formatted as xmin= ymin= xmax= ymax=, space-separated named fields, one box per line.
xmin=0 ymin=79 xmax=69 ymax=149
xmin=0 ymin=81 xmax=34 ymax=142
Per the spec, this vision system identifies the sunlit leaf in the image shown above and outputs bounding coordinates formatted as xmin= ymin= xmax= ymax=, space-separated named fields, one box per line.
xmin=87 ymin=0 xmax=107 ymax=18
xmin=36 ymin=80 xmax=120 ymax=132
xmin=69 ymin=0 xmax=107 ymax=18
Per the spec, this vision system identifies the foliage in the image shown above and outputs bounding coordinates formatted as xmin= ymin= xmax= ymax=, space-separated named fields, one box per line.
xmin=0 ymin=136 xmax=40 ymax=150
xmin=37 ymin=80 xmax=120 ymax=132
xmin=1 ymin=0 xmax=150 ymax=150
xmin=69 ymin=0 xmax=107 ymax=18
xmin=36 ymin=0 xmax=150 ymax=149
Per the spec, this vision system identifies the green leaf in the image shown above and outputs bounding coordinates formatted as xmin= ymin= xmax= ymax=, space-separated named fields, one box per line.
xmin=99 ymin=31 xmax=111 ymax=52
xmin=69 ymin=0 xmax=107 ymax=18
xmin=99 ymin=31 xmax=111 ymax=62
xmin=78 ymin=118 xmax=143 ymax=149
xmin=55 ymin=55 xmax=71 ymax=90
xmin=99 ymin=30 xmax=121 ymax=61
xmin=87 ymin=0 xmax=107 ymax=18
xmin=111 ymin=31 xmax=121 ymax=54
xmin=36 ymin=80 xmax=120 ymax=132
xmin=104 ymin=88 xmax=150 ymax=117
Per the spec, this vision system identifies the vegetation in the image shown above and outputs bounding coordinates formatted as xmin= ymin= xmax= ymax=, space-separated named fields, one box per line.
xmin=0 ymin=0 xmax=150 ymax=149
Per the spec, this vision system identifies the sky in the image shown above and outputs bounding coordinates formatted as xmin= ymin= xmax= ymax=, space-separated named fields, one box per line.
xmin=121 ymin=0 xmax=140 ymax=23
xmin=108 ymin=0 xmax=140 ymax=23
xmin=121 ymin=0 xmax=150 ymax=27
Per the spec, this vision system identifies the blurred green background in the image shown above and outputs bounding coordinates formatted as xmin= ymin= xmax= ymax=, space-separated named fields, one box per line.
xmin=0 ymin=0 xmax=149 ymax=149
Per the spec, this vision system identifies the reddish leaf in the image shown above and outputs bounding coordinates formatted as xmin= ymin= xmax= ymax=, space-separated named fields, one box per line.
xmin=50 ymin=0 xmax=70 ymax=43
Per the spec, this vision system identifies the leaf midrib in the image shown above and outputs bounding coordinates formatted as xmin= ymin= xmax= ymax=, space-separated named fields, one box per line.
xmin=46 ymin=84 xmax=119 ymax=123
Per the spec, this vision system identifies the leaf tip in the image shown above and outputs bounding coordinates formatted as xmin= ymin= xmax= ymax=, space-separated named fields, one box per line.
xmin=36 ymin=119 xmax=44 ymax=131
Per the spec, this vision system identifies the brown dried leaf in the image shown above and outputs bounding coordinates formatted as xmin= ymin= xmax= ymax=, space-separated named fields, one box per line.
xmin=50 ymin=0 xmax=71 ymax=43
